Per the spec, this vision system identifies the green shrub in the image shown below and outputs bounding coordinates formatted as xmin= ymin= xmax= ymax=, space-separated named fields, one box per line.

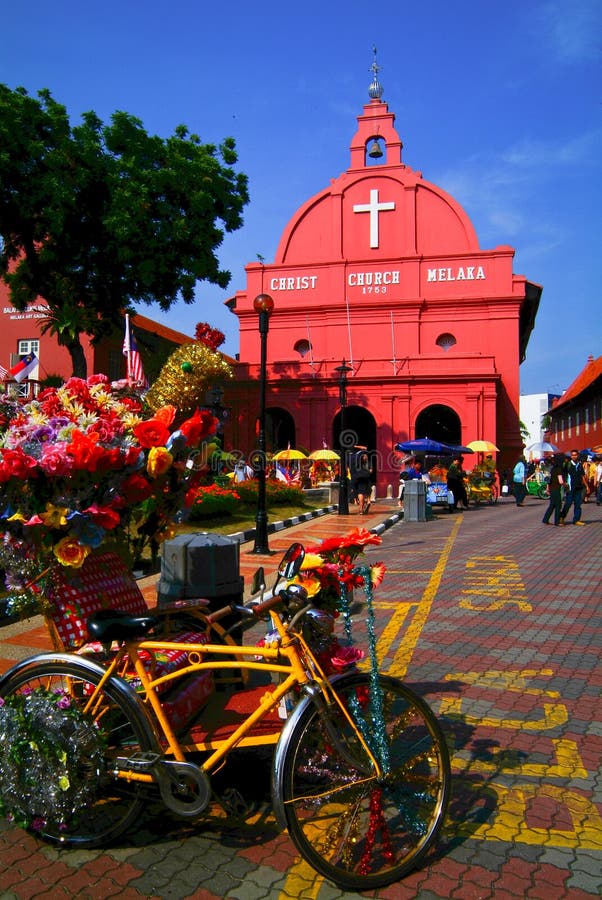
xmin=186 ymin=484 xmax=240 ymax=520
xmin=234 ymin=479 xmax=305 ymax=506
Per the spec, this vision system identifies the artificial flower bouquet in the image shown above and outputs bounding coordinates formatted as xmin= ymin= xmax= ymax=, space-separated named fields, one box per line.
xmin=292 ymin=527 xmax=386 ymax=613
xmin=284 ymin=528 xmax=386 ymax=674
xmin=0 ymin=375 xmax=218 ymax=619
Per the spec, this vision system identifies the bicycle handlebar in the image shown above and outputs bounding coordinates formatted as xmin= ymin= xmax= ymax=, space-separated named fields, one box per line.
xmin=205 ymin=594 xmax=283 ymax=625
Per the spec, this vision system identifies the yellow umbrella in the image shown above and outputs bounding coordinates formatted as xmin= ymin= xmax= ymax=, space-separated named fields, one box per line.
xmin=272 ymin=449 xmax=308 ymax=460
xmin=309 ymin=449 xmax=340 ymax=460
xmin=467 ymin=440 xmax=500 ymax=453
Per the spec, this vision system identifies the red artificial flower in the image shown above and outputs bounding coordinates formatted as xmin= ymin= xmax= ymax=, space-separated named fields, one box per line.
xmin=0 ymin=448 xmax=39 ymax=481
xmin=132 ymin=418 xmax=171 ymax=449
xmin=179 ymin=409 xmax=218 ymax=445
xmin=306 ymin=535 xmax=344 ymax=556
xmin=339 ymin=528 xmax=382 ymax=549
xmin=63 ymin=377 xmax=92 ymax=404
xmin=122 ymin=446 xmax=143 ymax=467
xmin=120 ymin=473 xmax=154 ymax=504
xmin=370 ymin=561 xmax=386 ymax=588
xmin=84 ymin=504 xmax=121 ymax=530
xmin=154 ymin=405 xmax=177 ymax=427
xmin=87 ymin=415 xmax=121 ymax=443
xmin=65 ymin=430 xmax=105 ymax=472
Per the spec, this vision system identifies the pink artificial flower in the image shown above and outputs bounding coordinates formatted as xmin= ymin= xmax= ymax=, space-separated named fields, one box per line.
xmin=39 ymin=444 xmax=73 ymax=476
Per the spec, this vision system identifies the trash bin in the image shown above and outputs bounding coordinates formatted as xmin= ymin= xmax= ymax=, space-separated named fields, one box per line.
xmin=158 ymin=532 xmax=243 ymax=608
xmin=404 ymin=480 xmax=427 ymax=522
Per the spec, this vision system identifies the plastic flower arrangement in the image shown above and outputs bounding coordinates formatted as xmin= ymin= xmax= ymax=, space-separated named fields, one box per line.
xmin=292 ymin=528 xmax=386 ymax=614
xmin=0 ymin=375 xmax=218 ymax=619
xmin=283 ymin=528 xmax=386 ymax=675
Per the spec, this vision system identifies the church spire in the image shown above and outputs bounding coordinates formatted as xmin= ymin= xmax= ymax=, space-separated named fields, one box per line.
xmin=368 ymin=46 xmax=384 ymax=100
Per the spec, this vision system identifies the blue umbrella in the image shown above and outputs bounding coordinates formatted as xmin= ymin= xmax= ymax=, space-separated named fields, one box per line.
xmin=395 ymin=438 xmax=455 ymax=455
xmin=449 ymin=445 xmax=475 ymax=455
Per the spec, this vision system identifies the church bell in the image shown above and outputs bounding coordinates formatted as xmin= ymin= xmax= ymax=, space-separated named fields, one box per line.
xmin=368 ymin=139 xmax=383 ymax=159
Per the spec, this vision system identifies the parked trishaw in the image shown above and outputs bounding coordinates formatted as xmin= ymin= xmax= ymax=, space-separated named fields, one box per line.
xmin=467 ymin=470 xmax=498 ymax=504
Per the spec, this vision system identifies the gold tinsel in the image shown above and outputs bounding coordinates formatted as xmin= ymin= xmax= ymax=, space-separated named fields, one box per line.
xmin=145 ymin=343 xmax=233 ymax=419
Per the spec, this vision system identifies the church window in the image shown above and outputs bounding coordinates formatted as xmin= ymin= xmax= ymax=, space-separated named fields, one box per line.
xmin=436 ymin=333 xmax=457 ymax=352
xmin=294 ymin=339 xmax=312 ymax=358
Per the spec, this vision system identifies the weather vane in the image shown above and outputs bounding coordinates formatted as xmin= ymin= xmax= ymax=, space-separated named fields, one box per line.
xmin=368 ymin=46 xmax=384 ymax=100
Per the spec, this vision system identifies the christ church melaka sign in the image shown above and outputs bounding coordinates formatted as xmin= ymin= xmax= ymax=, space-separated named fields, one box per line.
xmin=268 ymin=263 xmax=487 ymax=298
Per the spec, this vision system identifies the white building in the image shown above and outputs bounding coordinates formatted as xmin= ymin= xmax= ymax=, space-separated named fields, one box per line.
xmin=520 ymin=393 xmax=561 ymax=452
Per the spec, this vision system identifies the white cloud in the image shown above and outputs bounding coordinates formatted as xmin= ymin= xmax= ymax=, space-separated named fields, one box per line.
xmin=434 ymin=127 xmax=601 ymax=246
xmin=535 ymin=0 xmax=602 ymax=62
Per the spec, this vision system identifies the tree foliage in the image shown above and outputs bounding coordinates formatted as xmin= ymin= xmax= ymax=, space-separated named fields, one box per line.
xmin=0 ymin=85 xmax=249 ymax=376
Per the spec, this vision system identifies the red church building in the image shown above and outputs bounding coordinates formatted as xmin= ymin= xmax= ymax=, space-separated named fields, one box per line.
xmin=227 ymin=60 xmax=542 ymax=493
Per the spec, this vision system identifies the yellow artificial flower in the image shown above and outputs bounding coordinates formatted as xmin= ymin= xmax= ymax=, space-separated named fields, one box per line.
xmin=289 ymin=572 xmax=322 ymax=598
xmin=40 ymin=503 xmax=69 ymax=529
xmin=147 ymin=446 xmax=173 ymax=478
xmin=300 ymin=552 xmax=326 ymax=571
xmin=53 ymin=537 xmax=90 ymax=569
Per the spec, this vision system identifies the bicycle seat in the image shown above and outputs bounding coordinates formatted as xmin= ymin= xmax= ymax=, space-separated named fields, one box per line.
xmin=87 ymin=608 xmax=160 ymax=642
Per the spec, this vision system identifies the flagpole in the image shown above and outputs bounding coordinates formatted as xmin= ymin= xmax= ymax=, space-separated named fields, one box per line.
xmin=124 ymin=314 xmax=132 ymax=385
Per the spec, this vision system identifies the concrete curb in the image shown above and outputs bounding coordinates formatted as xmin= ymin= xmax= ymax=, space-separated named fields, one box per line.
xmin=228 ymin=504 xmax=338 ymax=544
xmin=230 ymin=503 xmax=404 ymax=545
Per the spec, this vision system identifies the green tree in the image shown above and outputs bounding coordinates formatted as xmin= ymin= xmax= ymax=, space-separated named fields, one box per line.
xmin=0 ymin=85 xmax=249 ymax=377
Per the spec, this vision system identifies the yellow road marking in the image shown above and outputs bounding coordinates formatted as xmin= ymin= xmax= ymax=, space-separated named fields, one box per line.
xmin=383 ymin=516 xmax=463 ymax=679
xmin=279 ymin=516 xmax=463 ymax=897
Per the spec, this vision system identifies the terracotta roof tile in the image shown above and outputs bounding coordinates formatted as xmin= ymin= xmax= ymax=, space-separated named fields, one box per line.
xmin=552 ymin=355 xmax=602 ymax=409
xmin=130 ymin=313 xmax=238 ymax=365
xmin=130 ymin=313 xmax=193 ymax=345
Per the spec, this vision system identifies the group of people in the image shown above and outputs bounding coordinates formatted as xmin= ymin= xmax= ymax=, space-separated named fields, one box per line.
xmin=509 ymin=449 xmax=600 ymax=526
xmin=538 ymin=450 xmax=600 ymax=526
xmin=397 ymin=454 xmax=472 ymax=511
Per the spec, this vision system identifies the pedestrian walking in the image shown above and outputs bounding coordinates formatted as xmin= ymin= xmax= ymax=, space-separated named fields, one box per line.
xmin=512 ymin=455 xmax=527 ymax=506
xmin=350 ymin=450 xmax=373 ymax=514
xmin=560 ymin=449 xmax=587 ymax=525
xmin=542 ymin=454 xmax=564 ymax=526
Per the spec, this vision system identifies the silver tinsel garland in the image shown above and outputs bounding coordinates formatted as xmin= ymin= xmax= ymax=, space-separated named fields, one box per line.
xmin=0 ymin=687 xmax=105 ymax=831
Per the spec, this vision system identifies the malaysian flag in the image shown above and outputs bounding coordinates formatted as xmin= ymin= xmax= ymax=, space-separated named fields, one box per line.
xmin=0 ymin=363 xmax=9 ymax=381
xmin=9 ymin=352 xmax=39 ymax=383
xmin=123 ymin=315 xmax=148 ymax=387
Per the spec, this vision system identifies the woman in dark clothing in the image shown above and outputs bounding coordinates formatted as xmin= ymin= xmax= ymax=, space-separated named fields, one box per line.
xmin=351 ymin=451 xmax=372 ymax=514
xmin=542 ymin=454 xmax=564 ymax=526
xmin=447 ymin=456 xmax=468 ymax=510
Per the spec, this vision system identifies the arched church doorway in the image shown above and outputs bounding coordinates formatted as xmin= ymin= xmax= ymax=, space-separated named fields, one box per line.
xmin=266 ymin=407 xmax=295 ymax=452
xmin=333 ymin=405 xmax=377 ymax=478
xmin=414 ymin=405 xmax=461 ymax=445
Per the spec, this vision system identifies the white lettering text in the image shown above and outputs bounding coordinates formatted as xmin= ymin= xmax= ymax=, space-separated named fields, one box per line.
xmin=427 ymin=265 xmax=486 ymax=283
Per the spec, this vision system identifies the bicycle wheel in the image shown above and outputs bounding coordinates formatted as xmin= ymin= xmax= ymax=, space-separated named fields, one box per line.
xmin=0 ymin=654 xmax=157 ymax=848
xmin=272 ymin=672 xmax=450 ymax=890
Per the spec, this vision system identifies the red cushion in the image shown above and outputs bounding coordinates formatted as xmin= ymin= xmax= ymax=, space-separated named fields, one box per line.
xmin=48 ymin=552 xmax=148 ymax=650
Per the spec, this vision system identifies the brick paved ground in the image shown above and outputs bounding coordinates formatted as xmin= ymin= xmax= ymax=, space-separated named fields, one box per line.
xmin=0 ymin=495 xmax=600 ymax=898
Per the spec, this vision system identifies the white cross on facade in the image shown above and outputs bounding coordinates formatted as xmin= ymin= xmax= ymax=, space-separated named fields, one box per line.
xmin=353 ymin=189 xmax=395 ymax=249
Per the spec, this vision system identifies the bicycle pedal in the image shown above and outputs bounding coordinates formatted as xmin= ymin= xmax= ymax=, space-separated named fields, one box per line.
xmin=115 ymin=751 xmax=161 ymax=773
xmin=218 ymin=787 xmax=253 ymax=818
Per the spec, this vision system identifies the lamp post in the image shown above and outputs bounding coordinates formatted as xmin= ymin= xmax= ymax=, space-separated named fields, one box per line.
xmin=252 ymin=293 xmax=274 ymax=554
xmin=336 ymin=360 xmax=353 ymax=515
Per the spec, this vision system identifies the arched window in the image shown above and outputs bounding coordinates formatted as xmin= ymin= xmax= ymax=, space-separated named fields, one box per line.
xmin=294 ymin=339 xmax=312 ymax=358
xmin=436 ymin=332 xmax=457 ymax=352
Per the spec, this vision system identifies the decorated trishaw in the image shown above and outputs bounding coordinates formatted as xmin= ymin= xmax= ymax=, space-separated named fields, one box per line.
xmin=0 ymin=375 xmax=451 ymax=889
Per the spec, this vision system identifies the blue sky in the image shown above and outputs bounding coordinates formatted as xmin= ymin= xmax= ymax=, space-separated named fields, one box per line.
xmin=2 ymin=0 xmax=601 ymax=395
